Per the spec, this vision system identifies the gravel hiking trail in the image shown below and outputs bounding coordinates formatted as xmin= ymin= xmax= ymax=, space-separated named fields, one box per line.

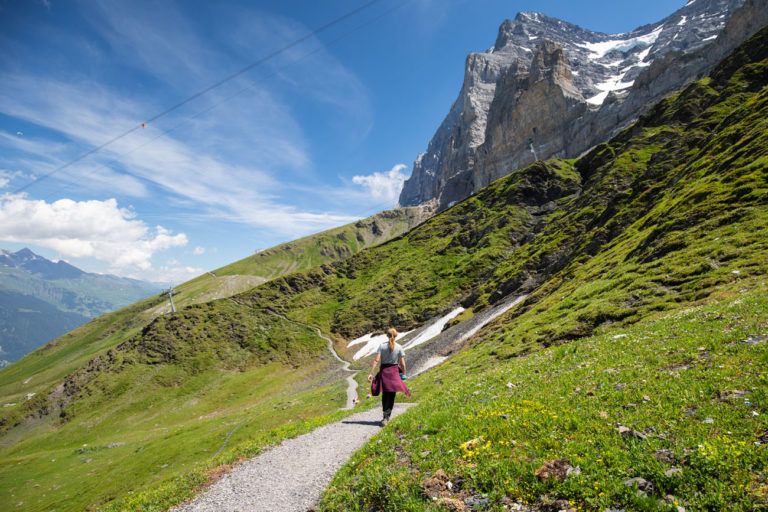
xmin=174 ymin=296 xmax=524 ymax=511
xmin=266 ymin=310 xmax=359 ymax=409
xmin=172 ymin=403 xmax=415 ymax=512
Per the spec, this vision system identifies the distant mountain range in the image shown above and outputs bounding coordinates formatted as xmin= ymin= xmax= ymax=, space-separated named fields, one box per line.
xmin=0 ymin=248 xmax=161 ymax=365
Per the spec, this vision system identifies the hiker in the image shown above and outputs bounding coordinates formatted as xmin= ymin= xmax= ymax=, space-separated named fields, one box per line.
xmin=368 ymin=327 xmax=410 ymax=426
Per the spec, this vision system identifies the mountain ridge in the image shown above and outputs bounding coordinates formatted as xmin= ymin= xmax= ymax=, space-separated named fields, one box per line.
xmin=399 ymin=0 xmax=768 ymax=210
xmin=0 ymin=247 xmax=162 ymax=363
xmin=0 ymin=247 xmax=165 ymax=284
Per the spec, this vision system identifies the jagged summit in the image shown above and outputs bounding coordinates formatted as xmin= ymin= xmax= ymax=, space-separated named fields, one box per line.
xmin=399 ymin=0 xmax=760 ymax=209
xmin=11 ymin=247 xmax=39 ymax=261
xmin=492 ymin=0 xmax=739 ymax=104
xmin=494 ymin=11 xmax=605 ymax=53
xmin=0 ymin=247 xmax=84 ymax=279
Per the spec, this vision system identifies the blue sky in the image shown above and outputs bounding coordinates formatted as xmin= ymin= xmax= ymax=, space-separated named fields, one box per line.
xmin=0 ymin=0 xmax=684 ymax=283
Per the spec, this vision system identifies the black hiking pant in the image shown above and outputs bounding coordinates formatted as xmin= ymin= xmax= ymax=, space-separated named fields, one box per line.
xmin=382 ymin=391 xmax=396 ymax=419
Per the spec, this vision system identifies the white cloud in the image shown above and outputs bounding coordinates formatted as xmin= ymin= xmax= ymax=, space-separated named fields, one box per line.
xmin=0 ymin=193 xmax=187 ymax=273
xmin=192 ymin=246 xmax=205 ymax=256
xmin=0 ymin=74 xmax=358 ymax=237
xmin=0 ymin=169 xmax=25 ymax=190
xmin=352 ymin=164 xmax=409 ymax=205
xmin=151 ymin=263 xmax=204 ymax=285
xmin=0 ymin=1 xmax=377 ymax=242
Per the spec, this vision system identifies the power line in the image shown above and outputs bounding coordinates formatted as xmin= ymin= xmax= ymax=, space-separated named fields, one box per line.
xmin=75 ymin=0 xmax=414 ymax=189
xmin=12 ymin=0 xmax=386 ymax=194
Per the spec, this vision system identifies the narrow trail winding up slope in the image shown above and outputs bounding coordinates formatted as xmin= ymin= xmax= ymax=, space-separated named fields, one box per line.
xmin=266 ymin=310 xmax=359 ymax=410
xmin=172 ymin=403 xmax=414 ymax=512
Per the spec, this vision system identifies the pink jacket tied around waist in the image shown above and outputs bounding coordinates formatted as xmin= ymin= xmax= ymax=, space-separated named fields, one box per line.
xmin=371 ymin=364 xmax=411 ymax=397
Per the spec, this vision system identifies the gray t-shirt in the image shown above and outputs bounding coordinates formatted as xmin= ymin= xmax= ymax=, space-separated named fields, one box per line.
xmin=377 ymin=342 xmax=405 ymax=366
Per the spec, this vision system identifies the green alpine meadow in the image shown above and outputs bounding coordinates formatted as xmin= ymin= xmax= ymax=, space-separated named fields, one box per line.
xmin=0 ymin=208 xmax=424 ymax=511
xmin=317 ymin=26 xmax=768 ymax=511
xmin=1 ymin=10 xmax=767 ymax=512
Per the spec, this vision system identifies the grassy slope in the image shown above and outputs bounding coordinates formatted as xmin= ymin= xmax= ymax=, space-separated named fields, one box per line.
xmin=0 ymin=209 xmax=426 ymax=511
xmin=1 ymin=305 xmax=345 ymax=511
xmin=322 ymin=287 xmax=768 ymax=511
xmin=0 ymin=207 xmax=424 ymax=422
xmin=241 ymin=158 xmax=581 ymax=344
xmin=317 ymin=27 xmax=768 ymax=511
xmin=1 ymin=25 xmax=765 ymax=512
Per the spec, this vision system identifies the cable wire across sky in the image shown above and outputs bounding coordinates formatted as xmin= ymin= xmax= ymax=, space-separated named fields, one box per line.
xmin=11 ymin=0 xmax=411 ymax=195
xmin=77 ymin=0 xmax=415 ymax=198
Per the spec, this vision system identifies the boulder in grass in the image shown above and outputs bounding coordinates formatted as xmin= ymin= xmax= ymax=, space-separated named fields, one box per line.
xmin=624 ymin=476 xmax=654 ymax=494
xmin=617 ymin=425 xmax=647 ymax=440
xmin=534 ymin=459 xmax=573 ymax=481
xmin=654 ymin=448 xmax=675 ymax=463
xmin=464 ymin=494 xmax=490 ymax=510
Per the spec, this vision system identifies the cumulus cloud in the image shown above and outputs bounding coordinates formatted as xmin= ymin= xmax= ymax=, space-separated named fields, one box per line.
xmin=0 ymin=194 xmax=187 ymax=273
xmin=0 ymin=1 xmax=376 ymax=246
xmin=192 ymin=246 xmax=205 ymax=256
xmin=0 ymin=170 xmax=24 ymax=189
xmin=352 ymin=164 xmax=409 ymax=205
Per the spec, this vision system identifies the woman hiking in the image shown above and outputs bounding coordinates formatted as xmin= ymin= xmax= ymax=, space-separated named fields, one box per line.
xmin=368 ymin=327 xmax=410 ymax=426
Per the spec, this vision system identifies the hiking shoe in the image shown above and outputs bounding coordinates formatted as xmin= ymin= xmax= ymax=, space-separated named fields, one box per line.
xmin=381 ymin=417 xmax=389 ymax=427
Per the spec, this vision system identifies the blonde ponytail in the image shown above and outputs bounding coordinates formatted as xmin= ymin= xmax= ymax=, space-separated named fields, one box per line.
xmin=387 ymin=327 xmax=398 ymax=352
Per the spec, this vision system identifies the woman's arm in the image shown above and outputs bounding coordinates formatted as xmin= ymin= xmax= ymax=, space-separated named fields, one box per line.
xmin=368 ymin=353 xmax=380 ymax=382
xmin=399 ymin=355 xmax=407 ymax=374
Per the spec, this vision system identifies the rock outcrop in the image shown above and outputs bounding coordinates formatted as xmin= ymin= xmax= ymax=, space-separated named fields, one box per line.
xmin=399 ymin=0 xmax=767 ymax=210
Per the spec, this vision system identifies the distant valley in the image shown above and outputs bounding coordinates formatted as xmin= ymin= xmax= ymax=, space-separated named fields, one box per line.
xmin=0 ymin=248 xmax=161 ymax=364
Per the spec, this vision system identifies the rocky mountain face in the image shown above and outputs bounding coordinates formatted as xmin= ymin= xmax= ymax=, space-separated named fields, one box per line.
xmin=399 ymin=0 xmax=767 ymax=209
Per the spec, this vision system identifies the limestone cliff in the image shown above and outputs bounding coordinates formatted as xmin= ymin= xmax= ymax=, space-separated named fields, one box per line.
xmin=399 ymin=0 xmax=766 ymax=210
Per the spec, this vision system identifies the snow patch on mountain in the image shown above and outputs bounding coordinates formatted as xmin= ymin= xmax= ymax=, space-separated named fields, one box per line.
xmin=403 ymin=307 xmax=465 ymax=350
xmin=349 ymin=330 xmax=411 ymax=360
xmin=577 ymin=25 xmax=663 ymax=60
